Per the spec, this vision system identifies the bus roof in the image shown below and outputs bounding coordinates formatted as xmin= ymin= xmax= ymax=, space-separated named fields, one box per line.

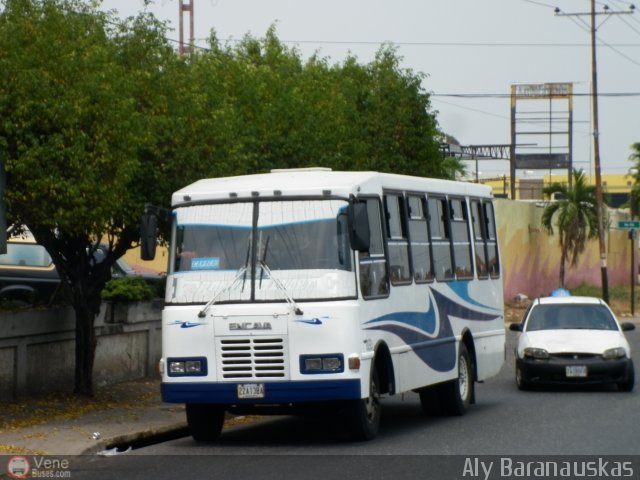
xmin=172 ymin=169 xmax=493 ymax=206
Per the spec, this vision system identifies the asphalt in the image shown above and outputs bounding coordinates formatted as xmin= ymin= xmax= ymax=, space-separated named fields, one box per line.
xmin=1 ymin=316 xmax=637 ymax=457
xmin=0 ymin=378 xmax=189 ymax=456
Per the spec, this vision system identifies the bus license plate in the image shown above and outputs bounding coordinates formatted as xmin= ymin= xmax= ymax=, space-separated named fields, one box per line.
xmin=566 ymin=366 xmax=587 ymax=378
xmin=237 ymin=383 xmax=265 ymax=399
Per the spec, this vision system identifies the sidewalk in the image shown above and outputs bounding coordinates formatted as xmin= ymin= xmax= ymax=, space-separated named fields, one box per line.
xmin=0 ymin=379 xmax=188 ymax=456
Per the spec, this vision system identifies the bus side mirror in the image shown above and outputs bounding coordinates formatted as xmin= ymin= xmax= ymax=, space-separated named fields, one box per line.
xmin=140 ymin=213 xmax=158 ymax=261
xmin=348 ymin=202 xmax=370 ymax=252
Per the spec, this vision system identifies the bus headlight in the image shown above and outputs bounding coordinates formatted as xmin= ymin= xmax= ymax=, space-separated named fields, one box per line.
xmin=167 ymin=357 xmax=208 ymax=376
xmin=300 ymin=354 xmax=344 ymax=374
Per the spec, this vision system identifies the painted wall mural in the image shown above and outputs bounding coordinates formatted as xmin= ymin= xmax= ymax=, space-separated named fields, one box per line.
xmin=495 ymin=199 xmax=634 ymax=301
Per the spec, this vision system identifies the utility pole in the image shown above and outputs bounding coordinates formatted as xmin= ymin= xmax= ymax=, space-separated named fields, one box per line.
xmin=179 ymin=0 xmax=195 ymax=55
xmin=590 ymin=0 xmax=609 ymax=303
xmin=555 ymin=2 xmax=634 ymax=303
xmin=0 ymin=151 xmax=6 ymax=254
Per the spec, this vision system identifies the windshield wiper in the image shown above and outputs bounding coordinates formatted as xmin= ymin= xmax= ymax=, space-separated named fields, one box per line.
xmin=199 ymin=238 xmax=252 ymax=318
xmin=258 ymin=260 xmax=304 ymax=315
xmin=197 ymin=266 xmax=247 ymax=318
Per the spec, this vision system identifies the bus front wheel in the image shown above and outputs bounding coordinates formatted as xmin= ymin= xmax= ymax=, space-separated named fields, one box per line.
xmin=186 ymin=404 xmax=225 ymax=442
xmin=347 ymin=367 xmax=381 ymax=441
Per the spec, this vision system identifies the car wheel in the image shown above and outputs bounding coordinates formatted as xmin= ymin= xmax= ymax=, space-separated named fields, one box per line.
xmin=347 ymin=366 xmax=381 ymax=440
xmin=515 ymin=365 xmax=530 ymax=391
xmin=185 ymin=404 xmax=225 ymax=442
xmin=618 ymin=360 xmax=635 ymax=392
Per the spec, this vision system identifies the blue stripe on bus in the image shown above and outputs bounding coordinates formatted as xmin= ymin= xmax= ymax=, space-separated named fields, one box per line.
xmin=161 ymin=379 xmax=361 ymax=404
xmin=364 ymin=286 xmax=502 ymax=371
xmin=446 ymin=281 xmax=500 ymax=311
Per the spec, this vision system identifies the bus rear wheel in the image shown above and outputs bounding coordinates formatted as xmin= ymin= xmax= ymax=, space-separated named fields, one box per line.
xmin=442 ymin=343 xmax=474 ymax=416
xmin=419 ymin=343 xmax=474 ymax=416
xmin=347 ymin=367 xmax=381 ymax=441
xmin=185 ymin=404 xmax=225 ymax=442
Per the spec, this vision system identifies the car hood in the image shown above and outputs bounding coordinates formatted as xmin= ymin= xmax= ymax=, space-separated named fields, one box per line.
xmin=519 ymin=330 xmax=630 ymax=355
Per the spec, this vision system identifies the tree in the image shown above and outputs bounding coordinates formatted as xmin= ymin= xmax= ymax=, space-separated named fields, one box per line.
xmin=628 ymin=143 xmax=640 ymax=216
xmin=193 ymin=30 xmax=464 ymax=179
xmin=0 ymin=0 xmax=185 ymax=396
xmin=0 ymin=3 xmax=463 ymax=396
xmin=541 ymin=169 xmax=598 ymax=288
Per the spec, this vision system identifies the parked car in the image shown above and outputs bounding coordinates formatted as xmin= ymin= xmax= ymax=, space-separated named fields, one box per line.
xmin=509 ymin=295 xmax=635 ymax=391
xmin=0 ymin=237 xmax=59 ymax=306
xmin=1 ymin=236 xmax=163 ymax=306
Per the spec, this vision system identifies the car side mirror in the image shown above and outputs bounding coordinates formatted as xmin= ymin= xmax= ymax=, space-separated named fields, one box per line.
xmin=509 ymin=323 xmax=523 ymax=332
xmin=620 ymin=322 xmax=636 ymax=332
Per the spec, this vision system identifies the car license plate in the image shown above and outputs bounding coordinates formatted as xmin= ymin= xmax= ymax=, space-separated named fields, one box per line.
xmin=237 ymin=383 xmax=265 ymax=399
xmin=566 ymin=366 xmax=588 ymax=378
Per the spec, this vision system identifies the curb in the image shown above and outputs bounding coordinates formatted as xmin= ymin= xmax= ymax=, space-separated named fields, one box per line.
xmin=85 ymin=422 xmax=189 ymax=455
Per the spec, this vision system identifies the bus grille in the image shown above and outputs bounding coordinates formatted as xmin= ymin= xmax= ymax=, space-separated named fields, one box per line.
xmin=218 ymin=337 xmax=288 ymax=379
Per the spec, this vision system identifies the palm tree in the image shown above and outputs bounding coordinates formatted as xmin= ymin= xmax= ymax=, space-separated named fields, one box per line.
xmin=629 ymin=143 xmax=640 ymax=217
xmin=541 ymin=169 xmax=598 ymax=288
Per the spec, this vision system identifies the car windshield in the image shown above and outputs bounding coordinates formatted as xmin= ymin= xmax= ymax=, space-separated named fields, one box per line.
xmin=525 ymin=304 xmax=618 ymax=331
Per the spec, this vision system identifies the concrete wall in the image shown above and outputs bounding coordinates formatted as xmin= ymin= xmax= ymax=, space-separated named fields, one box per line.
xmin=0 ymin=301 xmax=162 ymax=400
xmin=496 ymin=199 xmax=634 ymax=300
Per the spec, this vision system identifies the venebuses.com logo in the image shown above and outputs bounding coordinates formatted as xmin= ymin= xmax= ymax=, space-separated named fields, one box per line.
xmin=6 ymin=456 xmax=30 ymax=479
xmin=6 ymin=455 xmax=71 ymax=479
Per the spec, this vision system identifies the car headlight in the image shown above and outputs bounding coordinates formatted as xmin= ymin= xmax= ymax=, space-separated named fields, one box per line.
xmin=603 ymin=347 xmax=627 ymax=360
xmin=524 ymin=347 xmax=549 ymax=360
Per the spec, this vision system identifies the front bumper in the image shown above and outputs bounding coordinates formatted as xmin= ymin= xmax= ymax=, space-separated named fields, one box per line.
xmin=161 ymin=379 xmax=361 ymax=405
xmin=516 ymin=356 xmax=632 ymax=386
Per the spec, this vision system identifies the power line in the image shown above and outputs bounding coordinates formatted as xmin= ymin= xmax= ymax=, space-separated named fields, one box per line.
xmin=432 ymin=92 xmax=640 ymax=98
xmin=195 ymin=36 xmax=640 ymax=49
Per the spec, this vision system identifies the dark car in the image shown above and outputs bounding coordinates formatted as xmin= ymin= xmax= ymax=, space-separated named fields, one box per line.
xmin=0 ymin=238 xmax=162 ymax=306
xmin=0 ymin=238 xmax=60 ymax=305
xmin=509 ymin=295 xmax=635 ymax=391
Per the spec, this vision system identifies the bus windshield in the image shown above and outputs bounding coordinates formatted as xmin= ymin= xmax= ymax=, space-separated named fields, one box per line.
xmin=167 ymin=199 xmax=356 ymax=304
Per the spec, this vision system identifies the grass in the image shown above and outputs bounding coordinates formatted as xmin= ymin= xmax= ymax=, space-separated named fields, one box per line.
xmin=571 ymin=283 xmax=630 ymax=302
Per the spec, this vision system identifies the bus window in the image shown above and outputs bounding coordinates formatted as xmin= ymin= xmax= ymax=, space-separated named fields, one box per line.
xmin=359 ymin=198 xmax=389 ymax=298
xmin=470 ymin=199 xmax=500 ymax=279
xmin=450 ymin=198 xmax=473 ymax=279
xmin=427 ymin=196 xmax=454 ymax=281
xmin=484 ymin=201 xmax=500 ymax=278
xmin=407 ymin=195 xmax=433 ymax=283
xmin=384 ymin=193 xmax=411 ymax=285
xmin=471 ymin=199 xmax=489 ymax=278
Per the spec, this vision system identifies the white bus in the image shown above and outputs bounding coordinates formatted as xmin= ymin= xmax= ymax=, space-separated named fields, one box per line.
xmin=147 ymin=168 xmax=505 ymax=441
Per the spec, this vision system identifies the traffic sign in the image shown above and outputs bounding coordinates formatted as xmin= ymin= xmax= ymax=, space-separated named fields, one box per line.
xmin=618 ymin=220 xmax=640 ymax=229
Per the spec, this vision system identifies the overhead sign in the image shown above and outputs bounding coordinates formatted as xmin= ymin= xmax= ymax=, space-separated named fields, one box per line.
xmin=618 ymin=220 xmax=640 ymax=229
xmin=513 ymin=82 xmax=572 ymax=99
xmin=514 ymin=153 xmax=570 ymax=169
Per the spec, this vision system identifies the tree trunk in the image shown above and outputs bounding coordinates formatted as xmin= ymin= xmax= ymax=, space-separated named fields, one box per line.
xmin=74 ymin=301 xmax=97 ymax=396
xmin=559 ymin=247 xmax=567 ymax=289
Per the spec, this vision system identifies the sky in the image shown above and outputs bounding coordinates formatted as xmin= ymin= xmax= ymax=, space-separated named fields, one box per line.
xmin=99 ymin=0 xmax=640 ymax=180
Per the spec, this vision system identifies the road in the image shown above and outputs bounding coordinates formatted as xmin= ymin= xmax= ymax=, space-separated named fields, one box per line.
xmin=72 ymin=328 xmax=640 ymax=479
